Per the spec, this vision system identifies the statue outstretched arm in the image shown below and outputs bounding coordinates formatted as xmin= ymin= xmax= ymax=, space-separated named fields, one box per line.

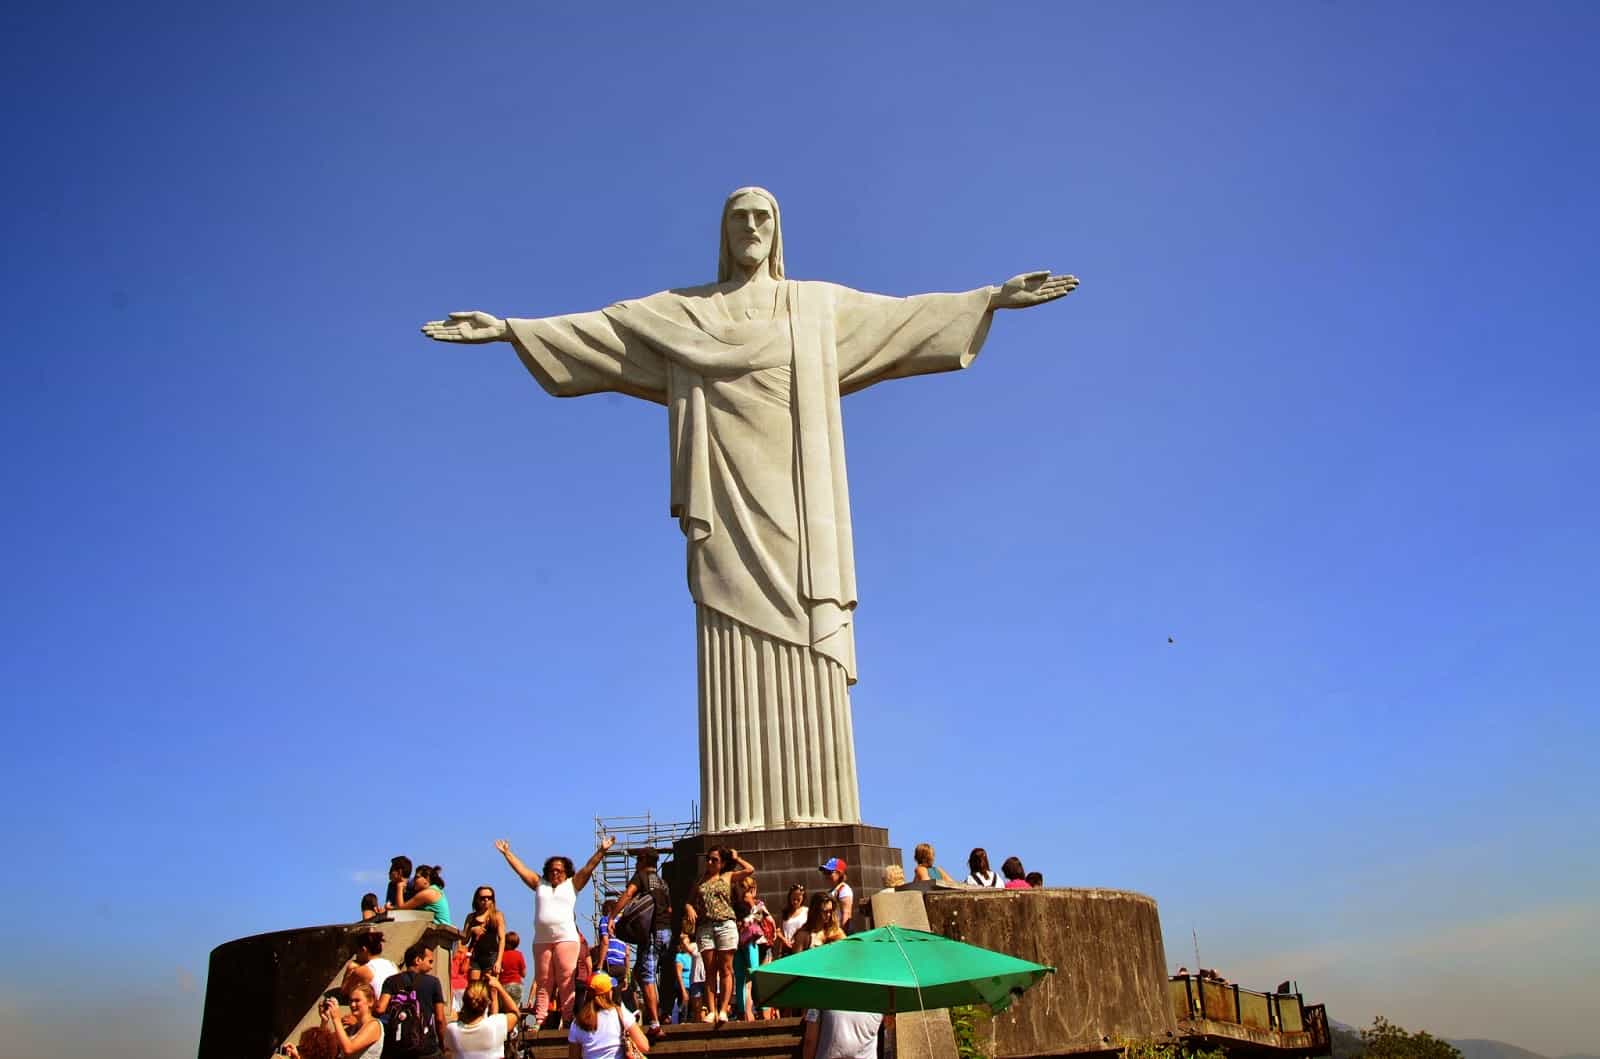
xmin=424 ymin=303 xmax=669 ymax=404
xmin=988 ymin=271 xmax=1079 ymax=310
xmin=421 ymin=310 xmax=509 ymax=343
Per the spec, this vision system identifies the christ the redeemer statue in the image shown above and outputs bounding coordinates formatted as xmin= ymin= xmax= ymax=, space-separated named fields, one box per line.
xmin=423 ymin=187 xmax=1077 ymax=833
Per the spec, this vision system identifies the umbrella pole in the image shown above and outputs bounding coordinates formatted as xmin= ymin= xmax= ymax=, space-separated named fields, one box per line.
xmin=884 ymin=991 xmax=897 ymax=1059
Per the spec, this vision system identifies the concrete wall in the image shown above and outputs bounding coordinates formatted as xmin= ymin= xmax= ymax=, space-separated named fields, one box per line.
xmin=870 ymin=889 xmax=961 ymax=1059
xmin=199 ymin=911 xmax=455 ymax=1059
xmin=922 ymin=888 xmax=1177 ymax=1058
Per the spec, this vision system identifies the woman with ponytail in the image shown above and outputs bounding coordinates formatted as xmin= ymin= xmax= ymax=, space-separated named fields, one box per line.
xmin=567 ymin=971 xmax=651 ymax=1058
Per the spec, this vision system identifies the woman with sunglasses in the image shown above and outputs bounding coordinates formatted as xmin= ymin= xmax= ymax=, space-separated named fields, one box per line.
xmin=496 ymin=834 xmax=615 ymax=1028
xmin=692 ymin=844 xmax=754 ymax=1024
xmin=463 ymin=884 xmax=506 ymax=983
xmin=790 ymin=891 xmax=844 ymax=953
xmin=389 ymin=863 xmax=453 ymax=925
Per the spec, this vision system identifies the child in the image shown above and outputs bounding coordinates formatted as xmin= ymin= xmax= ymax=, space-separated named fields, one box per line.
xmin=500 ymin=931 xmax=527 ymax=1004
xmin=687 ymin=935 xmax=707 ymax=1023
xmin=672 ymin=934 xmax=695 ymax=1024
xmin=450 ymin=945 xmax=471 ymax=1012
xmin=597 ymin=899 xmax=630 ymax=983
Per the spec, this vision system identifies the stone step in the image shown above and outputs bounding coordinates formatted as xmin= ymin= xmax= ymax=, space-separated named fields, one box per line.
xmin=517 ymin=1016 xmax=805 ymax=1058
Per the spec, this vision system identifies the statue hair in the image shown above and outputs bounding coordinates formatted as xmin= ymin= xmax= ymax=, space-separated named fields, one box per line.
xmin=718 ymin=186 xmax=784 ymax=283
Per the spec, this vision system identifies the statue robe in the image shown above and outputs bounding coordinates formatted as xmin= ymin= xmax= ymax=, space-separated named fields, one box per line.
xmin=506 ymin=279 xmax=994 ymax=831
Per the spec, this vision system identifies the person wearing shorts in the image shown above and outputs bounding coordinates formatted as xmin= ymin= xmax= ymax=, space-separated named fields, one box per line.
xmin=608 ymin=849 xmax=677 ymax=1037
xmin=692 ymin=845 xmax=753 ymax=1023
xmin=500 ymin=931 xmax=526 ymax=1004
xmin=463 ymin=885 xmax=505 ymax=981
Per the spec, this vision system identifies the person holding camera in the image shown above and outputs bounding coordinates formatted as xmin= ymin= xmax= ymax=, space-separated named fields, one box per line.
xmin=318 ymin=981 xmax=383 ymax=1058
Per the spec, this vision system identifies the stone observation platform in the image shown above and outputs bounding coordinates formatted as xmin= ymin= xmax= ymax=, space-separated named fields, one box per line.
xmin=199 ymin=884 xmax=1331 ymax=1059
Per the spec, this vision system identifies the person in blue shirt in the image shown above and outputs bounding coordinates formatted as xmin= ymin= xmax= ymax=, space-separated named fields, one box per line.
xmin=597 ymin=900 xmax=630 ymax=983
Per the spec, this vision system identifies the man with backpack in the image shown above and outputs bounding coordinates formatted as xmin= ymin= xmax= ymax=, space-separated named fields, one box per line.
xmin=607 ymin=848 xmax=674 ymax=1039
xmin=376 ymin=940 xmax=449 ymax=1059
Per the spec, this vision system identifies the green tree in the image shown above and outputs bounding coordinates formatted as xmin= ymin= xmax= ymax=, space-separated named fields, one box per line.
xmin=1357 ymin=1016 xmax=1463 ymax=1059
xmin=1119 ymin=1038 xmax=1229 ymax=1059
xmin=949 ymin=1005 xmax=992 ymax=1059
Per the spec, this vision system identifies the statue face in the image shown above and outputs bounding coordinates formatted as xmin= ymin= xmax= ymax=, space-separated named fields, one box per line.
xmin=725 ymin=192 xmax=775 ymax=273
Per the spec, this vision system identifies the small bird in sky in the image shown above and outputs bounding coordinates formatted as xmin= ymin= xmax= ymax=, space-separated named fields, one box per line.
xmin=1167 ymin=636 xmax=1175 ymax=645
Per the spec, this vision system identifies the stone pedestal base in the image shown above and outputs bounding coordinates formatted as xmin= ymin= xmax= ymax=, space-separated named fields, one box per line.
xmin=670 ymin=823 xmax=901 ymax=935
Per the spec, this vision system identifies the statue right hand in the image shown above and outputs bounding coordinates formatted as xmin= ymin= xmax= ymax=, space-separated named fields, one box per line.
xmin=421 ymin=310 xmax=508 ymax=343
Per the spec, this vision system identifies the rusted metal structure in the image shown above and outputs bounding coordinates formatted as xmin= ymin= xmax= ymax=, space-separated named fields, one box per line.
xmin=1169 ymin=973 xmax=1332 ymax=1057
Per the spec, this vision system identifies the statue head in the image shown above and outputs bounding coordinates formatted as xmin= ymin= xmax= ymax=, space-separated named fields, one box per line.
xmin=718 ymin=186 xmax=784 ymax=283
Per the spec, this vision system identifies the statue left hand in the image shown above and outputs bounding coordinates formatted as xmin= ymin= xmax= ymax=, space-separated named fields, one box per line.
xmin=991 ymin=271 xmax=1079 ymax=310
xmin=421 ymin=310 xmax=509 ymax=343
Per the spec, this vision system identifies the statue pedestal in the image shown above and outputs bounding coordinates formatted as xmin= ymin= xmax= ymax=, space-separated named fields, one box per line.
xmin=670 ymin=823 xmax=901 ymax=935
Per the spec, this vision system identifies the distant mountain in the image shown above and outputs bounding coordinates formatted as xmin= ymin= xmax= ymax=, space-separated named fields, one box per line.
xmin=1317 ymin=1018 xmax=1575 ymax=1059
xmin=1329 ymin=1023 xmax=1364 ymax=1059
xmin=1331 ymin=1032 xmax=1572 ymax=1059
xmin=1450 ymin=1040 xmax=1550 ymax=1059
xmin=1452 ymin=1043 xmax=1548 ymax=1059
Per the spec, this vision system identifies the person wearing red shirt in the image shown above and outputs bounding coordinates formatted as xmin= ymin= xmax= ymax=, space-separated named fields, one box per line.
xmin=450 ymin=945 xmax=470 ymax=1012
xmin=501 ymin=931 xmax=528 ymax=1005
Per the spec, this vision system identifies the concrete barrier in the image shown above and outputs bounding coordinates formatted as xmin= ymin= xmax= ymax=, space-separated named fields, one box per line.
xmin=198 ymin=911 xmax=456 ymax=1059
xmin=922 ymin=887 xmax=1177 ymax=1058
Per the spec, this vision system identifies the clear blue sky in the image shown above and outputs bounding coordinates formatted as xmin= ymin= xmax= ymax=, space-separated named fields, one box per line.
xmin=2 ymin=4 xmax=1596 ymax=1057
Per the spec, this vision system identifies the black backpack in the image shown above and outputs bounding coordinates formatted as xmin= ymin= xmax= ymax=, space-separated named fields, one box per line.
xmin=386 ymin=971 xmax=437 ymax=1056
xmin=613 ymin=871 xmax=671 ymax=946
xmin=612 ymin=890 xmax=655 ymax=946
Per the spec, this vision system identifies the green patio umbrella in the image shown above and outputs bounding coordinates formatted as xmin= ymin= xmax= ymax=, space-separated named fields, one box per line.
xmin=752 ymin=924 xmax=1054 ymax=1014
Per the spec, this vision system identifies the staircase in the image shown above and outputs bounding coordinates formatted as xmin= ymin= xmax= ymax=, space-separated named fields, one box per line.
xmin=518 ymin=1017 xmax=805 ymax=1058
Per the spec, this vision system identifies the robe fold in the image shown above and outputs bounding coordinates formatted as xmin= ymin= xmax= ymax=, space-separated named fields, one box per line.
xmin=507 ymin=279 xmax=994 ymax=831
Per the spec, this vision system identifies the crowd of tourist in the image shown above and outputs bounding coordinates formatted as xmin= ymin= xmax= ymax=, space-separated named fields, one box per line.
xmin=297 ymin=838 xmax=1050 ymax=1058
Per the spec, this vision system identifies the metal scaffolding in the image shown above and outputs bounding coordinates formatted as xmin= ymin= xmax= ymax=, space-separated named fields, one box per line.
xmin=589 ymin=805 xmax=699 ymax=933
